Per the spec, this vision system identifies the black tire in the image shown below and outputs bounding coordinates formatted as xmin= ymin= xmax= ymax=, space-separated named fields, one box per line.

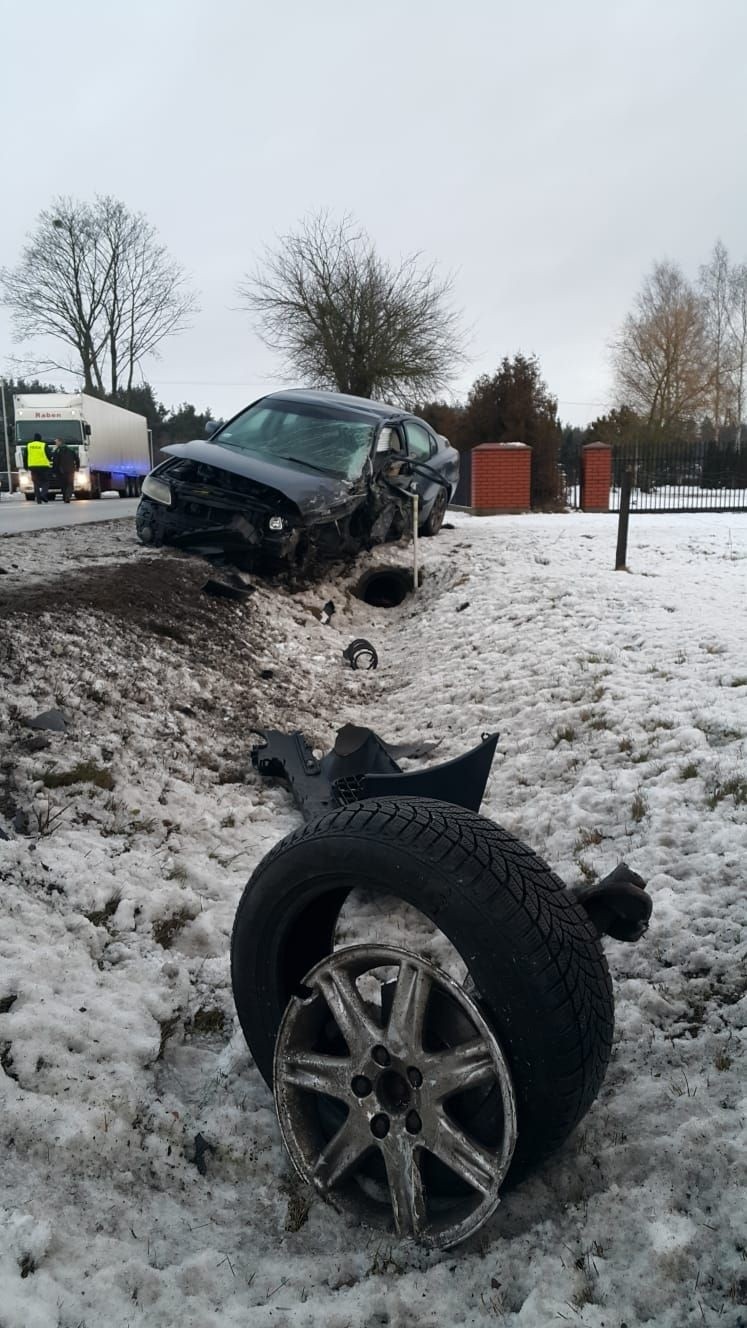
xmin=231 ymin=798 xmax=614 ymax=1183
xmin=421 ymin=487 xmax=447 ymax=536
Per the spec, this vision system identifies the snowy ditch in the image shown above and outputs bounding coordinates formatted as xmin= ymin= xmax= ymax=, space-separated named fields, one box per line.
xmin=0 ymin=511 xmax=745 ymax=1327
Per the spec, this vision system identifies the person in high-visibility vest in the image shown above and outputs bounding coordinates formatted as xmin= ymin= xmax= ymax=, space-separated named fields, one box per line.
xmin=26 ymin=433 xmax=54 ymax=504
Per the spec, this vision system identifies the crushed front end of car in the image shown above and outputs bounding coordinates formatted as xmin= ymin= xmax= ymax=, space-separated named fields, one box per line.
xmin=135 ymin=446 xmax=369 ymax=568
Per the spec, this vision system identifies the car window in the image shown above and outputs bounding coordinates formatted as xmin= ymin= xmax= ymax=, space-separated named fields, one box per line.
xmin=215 ymin=399 xmax=376 ymax=480
xmin=405 ymin=422 xmax=434 ymax=461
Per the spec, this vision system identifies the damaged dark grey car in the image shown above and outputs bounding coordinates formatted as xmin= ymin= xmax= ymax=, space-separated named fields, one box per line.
xmin=136 ymin=389 xmax=459 ymax=568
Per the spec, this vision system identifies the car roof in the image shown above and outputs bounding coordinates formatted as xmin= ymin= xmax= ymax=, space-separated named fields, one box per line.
xmin=267 ymin=388 xmax=407 ymax=422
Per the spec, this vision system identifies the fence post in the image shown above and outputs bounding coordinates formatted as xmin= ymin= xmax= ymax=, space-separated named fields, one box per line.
xmin=580 ymin=442 xmax=612 ymax=512
xmin=615 ymin=467 xmax=633 ymax=570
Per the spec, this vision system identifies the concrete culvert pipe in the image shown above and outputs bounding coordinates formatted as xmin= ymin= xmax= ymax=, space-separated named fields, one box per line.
xmin=355 ymin=567 xmax=412 ymax=608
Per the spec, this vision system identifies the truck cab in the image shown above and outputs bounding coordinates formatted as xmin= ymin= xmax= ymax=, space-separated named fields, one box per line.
xmin=15 ymin=421 xmax=92 ymax=501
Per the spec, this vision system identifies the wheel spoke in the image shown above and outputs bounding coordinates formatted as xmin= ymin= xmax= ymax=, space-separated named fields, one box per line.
xmin=422 ymin=1038 xmax=496 ymax=1102
xmin=281 ymin=1049 xmax=351 ymax=1100
xmin=381 ymin=1134 xmax=427 ymax=1238
xmin=427 ymin=1111 xmax=497 ymax=1195
xmin=315 ymin=967 xmax=378 ymax=1057
xmin=312 ymin=1115 xmax=370 ymax=1191
xmin=386 ymin=958 xmax=431 ymax=1057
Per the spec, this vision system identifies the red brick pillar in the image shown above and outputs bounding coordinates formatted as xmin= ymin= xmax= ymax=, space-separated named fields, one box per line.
xmin=470 ymin=442 xmax=532 ymax=513
xmin=581 ymin=442 xmax=612 ymax=512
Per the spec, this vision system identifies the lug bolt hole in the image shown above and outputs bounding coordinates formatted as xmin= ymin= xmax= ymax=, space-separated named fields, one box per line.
xmin=405 ymin=1110 xmax=422 ymax=1135
xmin=407 ymin=1066 xmax=423 ymax=1088
xmin=351 ymin=1075 xmax=372 ymax=1097
xmin=370 ymin=1113 xmax=390 ymax=1139
xmin=372 ymin=1044 xmax=390 ymax=1067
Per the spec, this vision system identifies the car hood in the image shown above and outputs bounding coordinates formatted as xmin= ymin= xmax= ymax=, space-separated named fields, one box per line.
xmin=163 ymin=440 xmax=359 ymax=516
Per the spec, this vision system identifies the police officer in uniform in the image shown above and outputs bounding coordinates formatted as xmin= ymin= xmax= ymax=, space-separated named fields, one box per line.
xmin=27 ymin=433 xmax=54 ymax=503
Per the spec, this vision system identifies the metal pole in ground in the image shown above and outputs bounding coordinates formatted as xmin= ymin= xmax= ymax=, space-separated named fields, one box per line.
xmin=411 ymin=490 xmax=420 ymax=591
xmin=615 ymin=466 xmax=633 ymax=570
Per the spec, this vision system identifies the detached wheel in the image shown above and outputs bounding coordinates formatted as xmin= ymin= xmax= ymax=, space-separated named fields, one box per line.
xmin=421 ymin=488 xmax=447 ymax=536
xmin=231 ymin=798 xmax=614 ymax=1187
xmin=274 ymin=944 xmax=517 ymax=1248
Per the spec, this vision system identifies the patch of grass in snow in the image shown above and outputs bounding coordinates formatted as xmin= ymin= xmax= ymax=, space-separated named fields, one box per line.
xmin=153 ymin=907 xmax=194 ymax=948
xmin=188 ymin=1006 xmax=225 ymax=1035
xmin=729 ymin=675 xmax=747 ymax=687
xmin=713 ymin=1046 xmax=733 ymax=1072
xmin=157 ymin=1013 xmax=181 ymax=1060
xmin=643 ymin=716 xmax=675 ymax=732
xmin=705 ymin=774 xmax=747 ymax=809
xmin=282 ymin=1175 xmax=312 ymax=1232
xmin=571 ymin=855 xmax=595 ymax=887
xmin=552 ymin=725 xmax=576 ymax=747
xmin=41 ymin=760 xmax=114 ymax=791
xmin=679 ymin=762 xmax=700 ymax=780
xmin=85 ymin=896 xmax=120 ymax=928
xmin=702 ymin=723 xmax=744 ymax=747
xmin=589 ymin=714 xmax=611 ymax=731
xmin=164 ymin=863 xmax=189 ymax=883
xmin=619 ymin=736 xmax=634 ymax=753
xmin=630 ymin=792 xmax=648 ymax=822
xmin=365 ymin=1244 xmax=406 ymax=1278
xmin=575 ymin=827 xmax=605 ymax=851
xmin=571 ymin=1275 xmax=600 ymax=1310
xmin=579 ymin=707 xmax=609 ymax=728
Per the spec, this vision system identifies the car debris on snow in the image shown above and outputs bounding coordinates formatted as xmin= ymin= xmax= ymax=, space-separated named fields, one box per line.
xmin=24 ymin=708 xmax=67 ymax=732
xmin=342 ymin=637 xmax=378 ymax=669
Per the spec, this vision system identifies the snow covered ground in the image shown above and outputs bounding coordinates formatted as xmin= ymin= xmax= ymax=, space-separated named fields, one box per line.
xmin=0 ymin=511 xmax=745 ymax=1328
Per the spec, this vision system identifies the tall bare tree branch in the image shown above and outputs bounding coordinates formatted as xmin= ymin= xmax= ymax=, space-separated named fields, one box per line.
xmin=611 ymin=261 xmax=713 ymax=434
xmin=699 ymin=239 xmax=736 ymax=429
xmin=238 ymin=212 xmax=465 ymax=402
xmin=0 ymin=195 xmax=198 ymax=398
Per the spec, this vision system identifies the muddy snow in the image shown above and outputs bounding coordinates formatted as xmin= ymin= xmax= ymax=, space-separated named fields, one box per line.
xmin=0 ymin=511 xmax=745 ymax=1327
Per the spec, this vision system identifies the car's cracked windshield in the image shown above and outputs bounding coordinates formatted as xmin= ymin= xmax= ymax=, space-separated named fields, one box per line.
xmin=213 ymin=398 xmax=377 ymax=480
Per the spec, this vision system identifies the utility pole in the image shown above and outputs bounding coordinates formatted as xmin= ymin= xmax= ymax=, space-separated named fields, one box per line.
xmin=0 ymin=379 xmax=11 ymax=498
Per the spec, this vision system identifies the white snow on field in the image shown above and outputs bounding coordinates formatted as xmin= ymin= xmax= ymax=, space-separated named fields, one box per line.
xmin=0 ymin=511 xmax=745 ymax=1327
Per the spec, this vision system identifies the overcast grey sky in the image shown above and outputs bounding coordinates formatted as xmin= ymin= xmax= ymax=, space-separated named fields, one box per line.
xmin=2 ymin=0 xmax=746 ymax=425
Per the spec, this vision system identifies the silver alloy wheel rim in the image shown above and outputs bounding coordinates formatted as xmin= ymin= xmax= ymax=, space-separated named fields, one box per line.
xmin=273 ymin=944 xmax=517 ymax=1249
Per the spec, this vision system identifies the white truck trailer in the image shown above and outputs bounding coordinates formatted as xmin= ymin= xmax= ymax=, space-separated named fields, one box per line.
xmin=14 ymin=392 xmax=151 ymax=500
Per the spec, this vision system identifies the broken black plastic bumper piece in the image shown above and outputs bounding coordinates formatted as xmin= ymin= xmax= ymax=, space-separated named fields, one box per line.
xmin=251 ymin=725 xmax=499 ymax=822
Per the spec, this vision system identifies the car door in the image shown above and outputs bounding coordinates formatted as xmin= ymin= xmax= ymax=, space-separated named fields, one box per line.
xmin=403 ymin=420 xmax=440 ymax=514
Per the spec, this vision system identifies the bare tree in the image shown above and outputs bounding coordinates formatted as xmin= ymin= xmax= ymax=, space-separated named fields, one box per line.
xmin=0 ymin=196 xmax=197 ymax=398
xmin=611 ymin=261 xmax=713 ymax=434
xmin=238 ymin=212 xmax=464 ymax=402
xmin=727 ymin=262 xmax=747 ymax=449
xmin=699 ymin=239 xmax=736 ymax=429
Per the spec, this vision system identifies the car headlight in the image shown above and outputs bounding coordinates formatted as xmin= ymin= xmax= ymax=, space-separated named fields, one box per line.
xmin=142 ymin=474 xmax=173 ymax=507
xmin=268 ymin=515 xmax=286 ymax=532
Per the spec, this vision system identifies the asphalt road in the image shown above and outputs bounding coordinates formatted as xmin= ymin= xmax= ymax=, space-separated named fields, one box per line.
xmin=0 ymin=496 xmax=140 ymax=534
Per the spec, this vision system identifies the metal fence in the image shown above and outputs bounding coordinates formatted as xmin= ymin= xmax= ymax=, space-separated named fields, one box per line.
xmin=607 ymin=439 xmax=747 ymax=513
